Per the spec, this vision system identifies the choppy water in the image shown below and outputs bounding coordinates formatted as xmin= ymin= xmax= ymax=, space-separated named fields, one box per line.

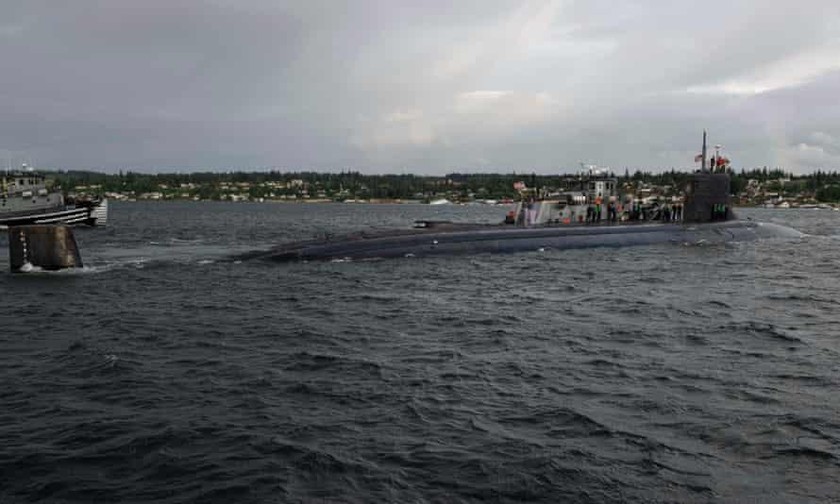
xmin=1 ymin=203 xmax=839 ymax=503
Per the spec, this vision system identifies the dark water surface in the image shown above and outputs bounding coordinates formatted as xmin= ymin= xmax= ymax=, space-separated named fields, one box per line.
xmin=2 ymin=203 xmax=839 ymax=503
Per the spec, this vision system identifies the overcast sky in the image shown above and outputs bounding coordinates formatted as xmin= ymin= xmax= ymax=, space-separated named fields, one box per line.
xmin=1 ymin=0 xmax=839 ymax=174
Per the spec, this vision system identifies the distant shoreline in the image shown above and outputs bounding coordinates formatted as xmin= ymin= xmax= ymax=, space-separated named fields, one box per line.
xmin=100 ymin=199 xmax=840 ymax=210
xmin=105 ymin=198 xmax=513 ymax=206
xmin=48 ymin=168 xmax=840 ymax=208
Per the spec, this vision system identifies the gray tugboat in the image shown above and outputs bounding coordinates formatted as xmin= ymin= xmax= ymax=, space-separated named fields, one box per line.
xmin=240 ymin=132 xmax=802 ymax=262
xmin=0 ymin=166 xmax=108 ymax=227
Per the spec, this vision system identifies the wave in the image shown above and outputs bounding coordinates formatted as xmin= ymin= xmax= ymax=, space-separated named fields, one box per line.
xmin=724 ymin=321 xmax=804 ymax=344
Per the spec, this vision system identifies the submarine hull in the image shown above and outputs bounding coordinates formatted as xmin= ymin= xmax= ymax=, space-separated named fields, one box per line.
xmin=248 ymin=220 xmax=802 ymax=262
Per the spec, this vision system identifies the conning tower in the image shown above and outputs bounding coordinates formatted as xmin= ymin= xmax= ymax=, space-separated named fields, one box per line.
xmin=683 ymin=131 xmax=733 ymax=223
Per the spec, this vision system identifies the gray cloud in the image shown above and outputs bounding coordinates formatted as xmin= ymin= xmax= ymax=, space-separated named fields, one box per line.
xmin=1 ymin=0 xmax=838 ymax=173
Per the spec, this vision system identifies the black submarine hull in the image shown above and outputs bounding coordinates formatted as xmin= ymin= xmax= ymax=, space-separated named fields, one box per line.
xmin=242 ymin=220 xmax=802 ymax=263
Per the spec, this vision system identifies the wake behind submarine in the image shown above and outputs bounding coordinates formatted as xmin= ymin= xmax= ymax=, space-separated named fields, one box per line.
xmin=241 ymin=134 xmax=802 ymax=263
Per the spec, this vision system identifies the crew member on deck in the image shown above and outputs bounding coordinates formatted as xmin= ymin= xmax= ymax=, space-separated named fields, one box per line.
xmin=595 ymin=193 xmax=602 ymax=223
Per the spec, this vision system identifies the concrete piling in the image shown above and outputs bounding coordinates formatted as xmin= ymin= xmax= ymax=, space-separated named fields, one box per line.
xmin=8 ymin=225 xmax=83 ymax=272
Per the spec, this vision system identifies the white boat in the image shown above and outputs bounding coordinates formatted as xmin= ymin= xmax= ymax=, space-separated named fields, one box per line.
xmin=428 ymin=198 xmax=452 ymax=205
xmin=1 ymin=169 xmax=108 ymax=227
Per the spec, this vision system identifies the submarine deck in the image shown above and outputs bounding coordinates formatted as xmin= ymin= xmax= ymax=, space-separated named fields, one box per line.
xmin=235 ymin=218 xmax=801 ymax=262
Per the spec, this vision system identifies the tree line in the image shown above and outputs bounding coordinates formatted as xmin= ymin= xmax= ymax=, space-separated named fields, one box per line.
xmin=45 ymin=167 xmax=840 ymax=202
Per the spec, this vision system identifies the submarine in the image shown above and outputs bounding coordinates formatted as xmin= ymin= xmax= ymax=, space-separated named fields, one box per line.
xmin=241 ymin=133 xmax=802 ymax=263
